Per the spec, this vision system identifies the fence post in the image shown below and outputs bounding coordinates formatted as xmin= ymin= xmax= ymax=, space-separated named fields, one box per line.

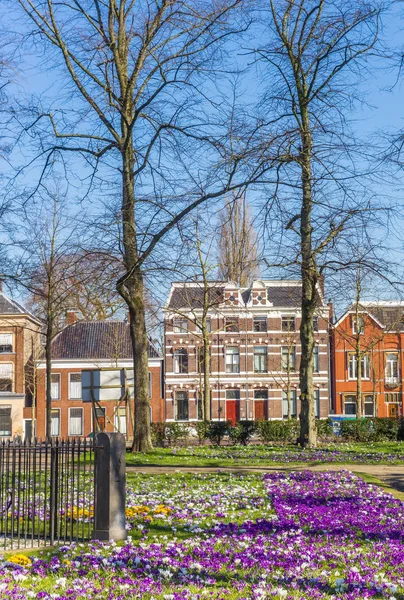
xmin=92 ymin=432 xmax=126 ymax=541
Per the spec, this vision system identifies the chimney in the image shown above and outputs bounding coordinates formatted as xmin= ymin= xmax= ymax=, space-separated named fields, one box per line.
xmin=66 ymin=311 xmax=78 ymax=325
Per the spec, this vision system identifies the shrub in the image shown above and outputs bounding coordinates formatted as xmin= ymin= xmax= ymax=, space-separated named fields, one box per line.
xmin=165 ymin=422 xmax=189 ymax=446
xmin=339 ymin=417 xmax=402 ymax=442
xmin=228 ymin=421 xmax=257 ymax=445
xmin=194 ymin=421 xmax=210 ymax=445
xmin=206 ymin=421 xmax=231 ymax=446
xmin=151 ymin=422 xmax=166 ymax=447
xmin=256 ymin=419 xmax=299 ymax=443
xmin=316 ymin=418 xmax=332 ymax=438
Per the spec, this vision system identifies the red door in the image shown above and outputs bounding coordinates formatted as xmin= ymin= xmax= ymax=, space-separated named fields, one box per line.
xmin=255 ymin=400 xmax=268 ymax=420
xmin=226 ymin=400 xmax=240 ymax=425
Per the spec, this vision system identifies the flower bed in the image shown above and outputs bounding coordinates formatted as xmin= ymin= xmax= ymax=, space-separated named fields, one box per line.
xmin=1 ymin=471 xmax=404 ymax=598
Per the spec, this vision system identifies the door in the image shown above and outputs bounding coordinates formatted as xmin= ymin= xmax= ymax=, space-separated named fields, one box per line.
xmin=388 ymin=404 xmax=398 ymax=418
xmin=226 ymin=400 xmax=240 ymax=425
xmin=255 ymin=400 xmax=268 ymax=420
xmin=94 ymin=407 xmax=106 ymax=432
xmin=24 ymin=419 xmax=33 ymax=441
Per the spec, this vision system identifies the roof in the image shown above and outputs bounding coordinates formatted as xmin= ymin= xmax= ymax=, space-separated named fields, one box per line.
xmin=360 ymin=304 xmax=404 ymax=332
xmin=51 ymin=321 xmax=161 ymax=360
xmin=0 ymin=293 xmax=33 ymax=317
xmin=167 ymin=286 xmax=224 ymax=310
xmin=166 ymin=280 xmax=323 ymax=310
xmin=267 ymin=285 xmax=303 ymax=307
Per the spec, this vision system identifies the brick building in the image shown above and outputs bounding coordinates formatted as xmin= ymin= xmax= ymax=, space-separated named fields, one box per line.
xmin=164 ymin=280 xmax=331 ymax=423
xmin=332 ymin=302 xmax=404 ymax=418
xmin=0 ymin=289 xmax=41 ymax=439
xmin=28 ymin=318 xmax=163 ymax=438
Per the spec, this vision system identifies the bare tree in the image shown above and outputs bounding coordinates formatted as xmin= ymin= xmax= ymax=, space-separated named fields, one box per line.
xmin=218 ymin=193 xmax=260 ymax=286
xmin=11 ymin=191 xmax=84 ymax=437
xmin=254 ymin=0 xmax=382 ymax=446
xmin=17 ymin=0 xmax=270 ymax=451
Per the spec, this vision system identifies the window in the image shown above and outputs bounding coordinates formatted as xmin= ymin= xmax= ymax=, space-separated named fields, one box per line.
xmin=51 ymin=374 xmax=60 ymax=400
xmin=69 ymin=408 xmax=83 ymax=436
xmin=385 ymin=393 xmax=400 ymax=403
xmin=0 ymin=363 xmax=12 ymax=392
xmin=114 ymin=407 xmax=127 ymax=435
xmin=173 ymin=319 xmax=188 ymax=333
xmin=173 ymin=348 xmax=188 ymax=374
xmin=253 ymin=316 xmax=267 ymax=332
xmin=254 ymin=389 xmax=268 ymax=399
xmin=254 ymin=346 xmax=267 ymax=373
xmin=225 ymin=346 xmax=240 ymax=373
xmin=0 ymin=334 xmax=12 ymax=353
xmin=344 ymin=395 xmax=356 ymax=415
xmin=281 ymin=346 xmax=296 ymax=371
xmin=348 ymin=354 xmax=369 ymax=380
xmin=282 ymin=390 xmax=297 ymax=418
xmin=352 ymin=316 xmax=365 ymax=335
xmin=51 ymin=409 xmax=60 ymax=436
xmin=225 ymin=317 xmax=239 ymax=332
xmin=385 ymin=353 xmax=399 ymax=383
xmin=176 ymin=391 xmax=189 ymax=421
xmin=281 ymin=316 xmax=295 ymax=332
xmin=226 ymin=389 xmax=240 ymax=400
xmin=206 ymin=318 xmax=212 ymax=333
xmin=69 ymin=373 xmax=82 ymax=399
xmin=315 ymin=389 xmax=320 ymax=418
xmin=313 ymin=316 xmax=319 ymax=332
xmin=0 ymin=406 xmax=11 ymax=436
xmin=314 ymin=346 xmax=319 ymax=373
xmin=364 ymin=395 xmax=374 ymax=417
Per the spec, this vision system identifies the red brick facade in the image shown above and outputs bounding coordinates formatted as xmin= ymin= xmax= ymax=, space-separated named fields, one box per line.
xmin=32 ymin=361 xmax=163 ymax=438
xmin=332 ymin=304 xmax=404 ymax=418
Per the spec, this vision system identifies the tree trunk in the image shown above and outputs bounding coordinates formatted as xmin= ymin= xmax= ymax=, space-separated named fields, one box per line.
xmin=203 ymin=334 xmax=211 ymax=421
xmin=119 ymin=144 xmax=152 ymax=452
xmin=298 ymin=109 xmax=317 ymax=448
xmin=45 ymin=326 xmax=53 ymax=440
xmin=287 ymin=345 xmax=292 ymax=420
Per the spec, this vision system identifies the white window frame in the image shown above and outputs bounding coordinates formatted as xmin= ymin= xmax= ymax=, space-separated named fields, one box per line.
xmin=0 ymin=405 xmax=12 ymax=436
xmin=0 ymin=363 xmax=13 ymax=392
xmin=254 ymin=346 xmax=267 ymax=373
xmin=68 ymin=372 xmax=82 ymax=400
xmin=282 ymin=390 xmax=297 ymax=418
xmin=51 ymin=373 xmax=61 ymax=400
xmin=348 ymin=354 xmax=369 ymax=380
xmin=51 ymin=408 xmax=61 ymax=436
xmin=343 ymin=395 xmax=356 ymax=416
xmin=0 ymin=334 xmax=13 ymax=353
xmin=385 ymin=352 xmax=399 ymax=384
xmin=173 ymin=318 xmax=188 ymax=333
xmin=225 ymin=346 xmax=240 ymax=373
xmin=114 ymin=406 xmax=127 ymax=435
xmin=364 ymin=394 xmax=375 ymax=417
xmin=68 ymin=407 xmax=84 ymax=436
xmin=281 ymin=346 xmax=296 ymax=371
xmin=173 ymin=348 xmax=188 ymax=374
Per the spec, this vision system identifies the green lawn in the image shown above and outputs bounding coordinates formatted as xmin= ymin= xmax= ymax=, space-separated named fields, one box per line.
xmin=125 ymin=441 xmax=404 ymax=468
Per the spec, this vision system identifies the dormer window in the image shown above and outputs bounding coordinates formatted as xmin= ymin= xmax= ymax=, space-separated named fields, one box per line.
xmin=352 ymin=316 xmax=365 ymax=335
xmin=0 ymin=334 xmax=12 ymax=353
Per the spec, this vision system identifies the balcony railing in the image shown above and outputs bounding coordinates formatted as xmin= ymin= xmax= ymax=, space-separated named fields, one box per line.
xmin=385 ymin=376 xmax=399 ymax=387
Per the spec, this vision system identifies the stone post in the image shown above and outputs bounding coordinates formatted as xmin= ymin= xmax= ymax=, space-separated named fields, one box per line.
xmin=92 ymin=432 xmax=127 ymax=541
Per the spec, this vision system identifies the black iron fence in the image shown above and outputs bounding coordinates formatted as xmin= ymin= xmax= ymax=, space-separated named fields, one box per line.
xmin=0 ymin=438 xmax=95 ymax=550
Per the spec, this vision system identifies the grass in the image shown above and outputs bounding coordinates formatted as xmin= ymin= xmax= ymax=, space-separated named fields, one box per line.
xmin=125 ymin=441 xmax=404 ymax=468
